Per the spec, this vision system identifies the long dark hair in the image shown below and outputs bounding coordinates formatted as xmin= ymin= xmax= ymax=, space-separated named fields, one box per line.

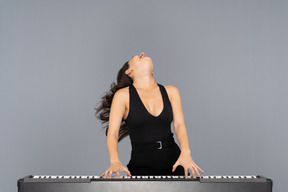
xmin=95 ymin=61 xmax=133 ymax=142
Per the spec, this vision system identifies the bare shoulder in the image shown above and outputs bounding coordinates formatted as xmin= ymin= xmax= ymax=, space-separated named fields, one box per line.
xmin=163 ymin=85 xmax=180 ymax=94
xmin=113 ymin=86 xmax=129 ymax=101
xmin=163 ymin=85 xmax=181 ymax=100
xmin=115 ymin=86 xmax=129 ymax=94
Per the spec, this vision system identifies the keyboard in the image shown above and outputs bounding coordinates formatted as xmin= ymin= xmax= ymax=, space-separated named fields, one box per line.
xmin=18 ymin=175 xmax=273 ymax=192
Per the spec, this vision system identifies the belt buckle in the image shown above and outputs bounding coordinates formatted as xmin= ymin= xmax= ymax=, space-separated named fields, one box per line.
xmin=157 ymin=141 xmax=162 ymax=150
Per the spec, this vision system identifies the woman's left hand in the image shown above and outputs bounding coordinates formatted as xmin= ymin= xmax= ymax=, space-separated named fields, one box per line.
xmin=172 ymin=153 xmax=204 ymax=178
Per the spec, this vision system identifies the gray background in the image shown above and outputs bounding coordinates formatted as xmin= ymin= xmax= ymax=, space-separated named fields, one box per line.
xmin=0 ymin=0 xmax=287 ymax=191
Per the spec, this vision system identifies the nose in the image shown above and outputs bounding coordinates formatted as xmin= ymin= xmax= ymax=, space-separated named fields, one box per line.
xmin=140 ymin=52 xmax=145 ymax=58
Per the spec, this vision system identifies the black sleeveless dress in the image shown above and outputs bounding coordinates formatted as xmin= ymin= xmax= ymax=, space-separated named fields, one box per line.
xmin=125 ymin=84 xmax=184 ymax=175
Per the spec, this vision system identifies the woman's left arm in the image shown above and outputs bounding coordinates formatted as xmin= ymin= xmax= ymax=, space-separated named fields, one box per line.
xmin=165 ymin=85 xmax=204 ymax=178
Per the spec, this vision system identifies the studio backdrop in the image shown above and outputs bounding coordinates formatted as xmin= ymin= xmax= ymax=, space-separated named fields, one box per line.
xmin=0 ymin=1 xmax=287 ymax=192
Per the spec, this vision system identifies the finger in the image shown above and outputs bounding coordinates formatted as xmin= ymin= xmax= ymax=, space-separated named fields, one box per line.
xmin=197 ymin=166 xmax=204 ymax=173
xmin=116 ymin=172 xmax=120 ymax=178
xmin=184 ymin=167 xmax=189 ymax=178
xmin=103 ymin=171 xmax=108 ymax=178
xmin=172 ymin=162 xmax=179 ymax=172
xmin=191 ymin=168 xmax=196 ymax=179
xmin=193 ymin=163 xmax=204 ymax=173
xmin=124 ymin=169 xmax=131 ymax=177
xmin=101 ymin=172 xmax=107 ymax=178
xmin=194 ymin=167 xmax=200 ymax=176
xmin=102 ymin=171 xmax=106 ymax=178
xmin=109 ymin=171 xmax=113 ymax=178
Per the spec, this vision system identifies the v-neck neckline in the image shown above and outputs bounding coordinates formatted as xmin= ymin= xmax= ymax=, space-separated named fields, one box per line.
xmin=132 ymin=84 xmax=164 ymax=118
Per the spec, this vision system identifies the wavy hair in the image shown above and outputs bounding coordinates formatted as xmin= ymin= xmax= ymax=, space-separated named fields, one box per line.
xmin=95 ymin=61 xmax=133 ymax=142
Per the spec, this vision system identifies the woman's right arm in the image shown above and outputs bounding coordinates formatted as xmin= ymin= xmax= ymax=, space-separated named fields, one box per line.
xmin=101 ymin=89 xmax=131 ymax=178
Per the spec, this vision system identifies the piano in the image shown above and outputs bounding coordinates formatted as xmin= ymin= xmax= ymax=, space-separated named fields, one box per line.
xmin=18 ymin=175 xmax=273 ymax=192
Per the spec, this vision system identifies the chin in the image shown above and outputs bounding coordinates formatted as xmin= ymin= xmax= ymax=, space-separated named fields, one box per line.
xmin=144 ymin=57 xmax=152 ymax=63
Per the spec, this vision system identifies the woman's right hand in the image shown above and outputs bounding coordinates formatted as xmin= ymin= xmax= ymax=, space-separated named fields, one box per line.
xmin=101 ymin=161 xmax=131 ymax=178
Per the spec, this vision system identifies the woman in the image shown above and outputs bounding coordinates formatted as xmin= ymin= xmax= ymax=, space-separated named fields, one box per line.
xmin=96 ymin=52 xmax=203 ymax=178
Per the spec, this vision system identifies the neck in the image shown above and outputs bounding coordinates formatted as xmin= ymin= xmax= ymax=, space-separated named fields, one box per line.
xmin=133 ymin=75 xmax=157 ymax=90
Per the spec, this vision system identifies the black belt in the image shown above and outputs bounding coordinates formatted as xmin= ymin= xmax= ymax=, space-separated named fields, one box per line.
xmin=131 ymin=133 xmax=175 ymax=151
